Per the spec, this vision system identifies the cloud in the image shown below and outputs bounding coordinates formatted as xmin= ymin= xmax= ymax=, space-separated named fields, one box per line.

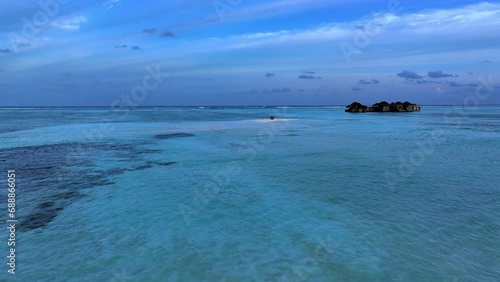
xmin=214 ymin=0 xmax=341 ymax=23
xmin=480 ymin=60 xmax=491 ymax=63
xmin=265 ymin=73 xmax=275 ymax=78
xmin=0 ymin=48 xmax=12 ymax=54
xmin=448 ymin=81 xmax=478 ymax=87
xmin=435 ymin=87 xmax=445 ymax=93
xmin=401 ymin=78 xmax=442 ymax=85
xmin=303 ymin=71 xmax=315 ymax=74
xmin=259 ymin=87 xmax=291 ymax=93
xmin=131 ymin=46 xmax=141 ymax=50
xmin=208 ymin=2 xmax=500 ymax=58
xmin=352 ymin=87 xmax=363 ymax=91
xmin=161 ymin=31 xmax=176 ymax=38
xmin=298 ymin=74 xmax=316 ymax=79
xmin=61 ymin=72 xmax=72 ymax=77
xmin=51 ymin=16 xmax=87 ymax=31
xmin=103 ymin=0 xmax=120 ymax=10
xmin=115 ymin=44 xmax=128 ymax=48
xmin=299 ymin=72 xmax=323 ymax=79
xmin=415 ymin=80 xmax=441 ymax=84
xmin=397 ymin=71 xmax=423 ymax=79
xmin=428 ymin=70 xmax=456 ymax=78
xmin=359 ymin=79 xmax=379 ymax=84
xmin=3 ymin=35 xmax=53 ymax=54
xmin=143 ymin=28 xmax=156 ymax=34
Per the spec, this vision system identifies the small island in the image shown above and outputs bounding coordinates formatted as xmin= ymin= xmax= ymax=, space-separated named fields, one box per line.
xmin=345 ymin=101 xmax=421 ymax=113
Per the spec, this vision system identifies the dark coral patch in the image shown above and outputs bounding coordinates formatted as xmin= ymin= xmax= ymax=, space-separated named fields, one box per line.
xmin=155 ymin=133 xmax=195 ymax=139
xmin=20 ymin=203 xmax=64 ymax=231
xmin=157 ymin=161 xmax=176 ymax=166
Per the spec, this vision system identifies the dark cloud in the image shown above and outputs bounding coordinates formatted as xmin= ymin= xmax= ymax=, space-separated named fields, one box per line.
xmin=352 ymin=87 xmax=363 ymax=91
xmin=428 ymin=70 xmax=457 ymax=78
xmin=0 ymin=48 xmax=13 ymax=54
xmin=142 ymin=28 xmax=156 ymax=34
xmin=415 ymin=79 xmax=441 ymax=84
xmin=115 ymin=45 xmax=128 ymax=48
xmin=299 ymin=74 xmax=316 ymax=79
xmin=359 ymin=79 xmax=379 ymax=84
xmin=61 ymin=72 xmax=72 ymax=77
xmin=161 ymin=31 xmax=176 ymax=38
xmin=449 ymin=81 xmax=478 ymax=87
xmin=355 ymin=23 xmax=382 ymax=31
xmin=302 ymin=71 xmax=315 ymax=74
xmin=397 ymin=70 xmax=423 ymax=79
xmin=227 ymin=87 xmax=274 ymax=95
xmin=265 ymin=73 xmax=275 ymax=78
xmin=402 ymin=78 xmax=442 ymax=85
xmin=480 ymin=60 xmax=491 ymax=63
xmin=261 ymin=87 xmax=291 ymax=93
xmin=131 ymin=46 xmax=141 ymax=50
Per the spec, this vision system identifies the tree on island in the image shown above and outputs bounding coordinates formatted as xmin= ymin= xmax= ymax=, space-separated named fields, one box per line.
xmin=345 ymin=101 xmax=420 ymax=113
xmin=372 ymin=101 xmax=390 ymax=112
xmin=345 ymin=102 xmax=368 ymax=112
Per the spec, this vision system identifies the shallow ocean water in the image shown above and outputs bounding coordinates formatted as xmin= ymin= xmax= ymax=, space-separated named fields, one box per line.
xmin=0 ymin=106 xmax=499 ymax=281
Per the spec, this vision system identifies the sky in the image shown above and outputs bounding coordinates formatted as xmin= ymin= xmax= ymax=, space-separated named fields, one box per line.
xmin=0 ymin=0 xmax=499 ymax=106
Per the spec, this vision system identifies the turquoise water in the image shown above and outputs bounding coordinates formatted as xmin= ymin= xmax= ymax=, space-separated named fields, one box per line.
xmin=0 ymin=106 xmax=499 ymax=281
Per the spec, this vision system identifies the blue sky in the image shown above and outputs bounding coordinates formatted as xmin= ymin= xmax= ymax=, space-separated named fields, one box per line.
xmin=0 ymin=0 xmax=499 ymax=106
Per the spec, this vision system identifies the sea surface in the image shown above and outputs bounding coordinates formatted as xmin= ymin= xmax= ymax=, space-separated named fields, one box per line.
xmin=0 ymin=106 xmax=498 ymax=281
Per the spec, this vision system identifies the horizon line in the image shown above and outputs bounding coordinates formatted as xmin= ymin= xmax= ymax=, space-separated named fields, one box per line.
xmin=1 ymin=104 xmax=500 ymax=108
